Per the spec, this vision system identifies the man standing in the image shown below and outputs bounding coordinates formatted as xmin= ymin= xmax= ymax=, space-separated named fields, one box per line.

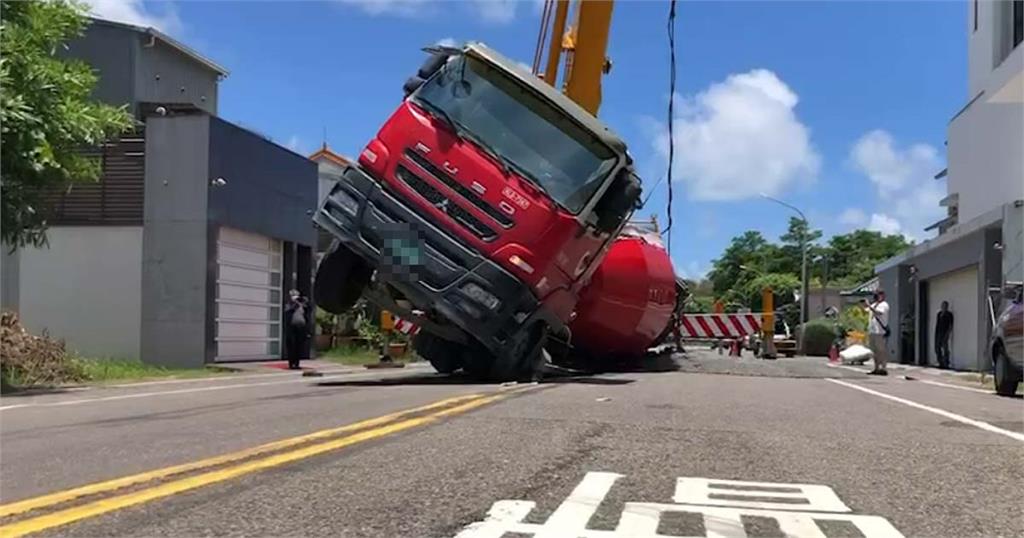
xmin=864 ymin=290 xmax=891 ymax=375
xmin=284 ymin=289 xmax=312 ymax=370
xmin=935 ymin=301 xmax=954 ymax=369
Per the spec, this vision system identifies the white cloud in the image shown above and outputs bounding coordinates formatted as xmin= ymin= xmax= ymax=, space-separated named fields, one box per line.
xmin=336 ymin=0 xmax=431 ymax=17
xmin=868 ymin=213 xmax=902 ymax=235
xmin=849 ymin=129 xmax=946 ymax=240
xmin=648 ymin=69 xmax=820 ymax=201
xmin=338 ymin=0 xmax=521 ymax=23
xmin=680 ymin=261 xmax=710 ymax=280
xmin=839 ymin=208 xmax=868 ymax=227
xmin=472 ymin=0 xmax=518 ymax=24
xmin=83 ymin=0 xmax=183 ymax=36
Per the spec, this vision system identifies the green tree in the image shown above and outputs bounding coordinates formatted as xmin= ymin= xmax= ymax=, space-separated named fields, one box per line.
xmin=775 ymin=217 xmax=823 ymax=276
xmin=738 ymin=272 xmax=800 ymax=313
xmin=707 ymin=231 xmax=772 ymax=296
xmin=1 ymin=0 xmax=133 ymax=248
xmin=823 ymin=230 xmax=911 ymax=285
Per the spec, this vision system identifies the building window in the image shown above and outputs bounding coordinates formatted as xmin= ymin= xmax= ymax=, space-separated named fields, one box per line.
xmin=974 ymin=0 xmax=978 ymax=32
xmin=1014 ymin=0 xmax=1023 ymax=48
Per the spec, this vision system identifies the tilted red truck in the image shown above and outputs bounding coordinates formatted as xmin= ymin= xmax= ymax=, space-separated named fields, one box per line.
xmin=314 ymin=43 xmax=680 ymax=380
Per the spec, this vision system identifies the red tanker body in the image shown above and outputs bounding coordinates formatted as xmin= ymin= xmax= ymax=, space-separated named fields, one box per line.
xmin=569 ymin=225 xmax=678 ymax=360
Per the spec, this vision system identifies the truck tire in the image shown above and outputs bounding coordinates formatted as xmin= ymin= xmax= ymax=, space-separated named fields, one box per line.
xmin=314 ymin=242 xmax=372 ymax=314
xmin=993 ymin=345 xmax=1021 ymax=397
xmin=413 ymin=331 xmax=463 ymax=374
xmin=487 ymin=323 xmax=548 ymax=382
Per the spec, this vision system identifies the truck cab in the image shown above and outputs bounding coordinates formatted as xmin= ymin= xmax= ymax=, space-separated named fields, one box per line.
xmin=314 ymin=42 xmax=640 ymax=379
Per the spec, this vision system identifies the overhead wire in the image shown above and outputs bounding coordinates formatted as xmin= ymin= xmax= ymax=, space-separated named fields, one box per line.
xmin=665 ymin=0 xmax=678 ymax=254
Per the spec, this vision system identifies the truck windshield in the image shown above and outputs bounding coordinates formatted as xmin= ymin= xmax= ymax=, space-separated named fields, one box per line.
xmin=413 ymin=55 xmax=616 ymax=214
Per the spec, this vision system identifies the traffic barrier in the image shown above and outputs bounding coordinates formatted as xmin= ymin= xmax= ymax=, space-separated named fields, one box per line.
xmin=678 ymin=313 xmax=761 ymax=340
xmin=394 ymin=317 xmax=420 ymax=336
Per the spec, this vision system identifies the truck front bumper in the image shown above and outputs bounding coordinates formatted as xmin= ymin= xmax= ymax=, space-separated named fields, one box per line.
xmin=314 ymin=165 xmax=539 ymax=356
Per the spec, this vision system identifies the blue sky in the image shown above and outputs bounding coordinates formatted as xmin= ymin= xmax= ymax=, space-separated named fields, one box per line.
xmin=89 ymin=0 xmax=967 ymax=279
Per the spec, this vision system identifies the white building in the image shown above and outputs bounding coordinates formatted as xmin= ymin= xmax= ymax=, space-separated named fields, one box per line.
xmin=877 ymin=0 xmax=1023 ymax=371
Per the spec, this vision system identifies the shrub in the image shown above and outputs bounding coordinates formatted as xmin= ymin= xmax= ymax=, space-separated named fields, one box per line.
xmin=801 ymin=318 xmax=840 ymax=356
xmin=1 ymin=311 xmax=85 ymax=388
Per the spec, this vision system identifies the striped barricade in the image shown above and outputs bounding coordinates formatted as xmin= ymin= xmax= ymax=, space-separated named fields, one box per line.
xmin=679 ymin=313 xmax=762 ymax=340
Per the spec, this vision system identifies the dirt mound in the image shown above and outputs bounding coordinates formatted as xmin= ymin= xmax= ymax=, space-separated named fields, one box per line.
xmin=1 ymin=311 xmax=83 ymax=388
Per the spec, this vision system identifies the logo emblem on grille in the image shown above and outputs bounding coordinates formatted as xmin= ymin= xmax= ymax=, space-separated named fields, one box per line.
xmin=434 ymin=199 xmax=450 ymax=212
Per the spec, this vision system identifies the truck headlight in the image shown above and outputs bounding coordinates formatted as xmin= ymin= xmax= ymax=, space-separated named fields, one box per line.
xmin=461 ymin=282 xmax=501 ymax=310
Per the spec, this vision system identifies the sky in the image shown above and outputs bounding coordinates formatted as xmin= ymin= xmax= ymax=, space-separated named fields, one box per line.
xmin=84 ymin=0 xmax=967 ymax=280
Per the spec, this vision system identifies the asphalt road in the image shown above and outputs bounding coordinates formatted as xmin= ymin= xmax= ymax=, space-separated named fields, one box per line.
xmin=1 ymin=351 xmax=1022 ymax=538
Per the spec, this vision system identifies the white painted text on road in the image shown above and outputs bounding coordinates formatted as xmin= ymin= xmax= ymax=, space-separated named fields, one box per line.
xmin=456 ymin=472 xmax=904 ymax=537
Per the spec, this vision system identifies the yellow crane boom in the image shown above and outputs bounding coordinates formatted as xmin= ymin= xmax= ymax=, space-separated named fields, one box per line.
xmin=533 ymin=0 xmax=615 ymax=116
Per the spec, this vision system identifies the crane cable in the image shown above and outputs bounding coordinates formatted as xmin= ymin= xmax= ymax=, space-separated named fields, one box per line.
xmin=533 ymin=0 xmax=554 ymax=75
xmin=665 ymin=0 xmax=678 ymax=255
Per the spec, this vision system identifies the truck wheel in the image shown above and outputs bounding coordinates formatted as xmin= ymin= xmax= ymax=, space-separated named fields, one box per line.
xmin=314 ymin=242 xmax=372 ymax=314
xmin=993 ymin=346 xmax=1021 ymax=397
xmin=490 ymin=323 xmax=547 ymax=382
xmin=413 ymin=331 xmax=463 ymax=374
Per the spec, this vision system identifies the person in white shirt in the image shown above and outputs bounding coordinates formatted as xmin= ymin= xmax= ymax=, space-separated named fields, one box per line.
xmin=863 ymin=290 xmax=891 ymax=375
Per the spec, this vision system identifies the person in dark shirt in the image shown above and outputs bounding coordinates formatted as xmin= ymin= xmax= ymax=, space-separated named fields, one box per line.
xmin=935 ymin=301 xmax=954 ymax=369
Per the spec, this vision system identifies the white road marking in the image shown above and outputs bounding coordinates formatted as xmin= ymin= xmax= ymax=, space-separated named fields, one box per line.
xmin=827 ymin=379 xmax=1024 ymax=442
xmin=0 ymin=368 xmax=429 ymax=412
xmin=913 ymin=378 xmax=994 ymax=395
xmin=534 ymin=471 xmax=622 ymax=538
xmin=674 ymin=477 xmax=850 ymax=513
xmin=457 ymin=472 xmax=905 ymax=537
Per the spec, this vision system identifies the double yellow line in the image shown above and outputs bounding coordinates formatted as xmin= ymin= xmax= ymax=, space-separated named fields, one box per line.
xmin=0 ymin=391 xmax=511 ymax=538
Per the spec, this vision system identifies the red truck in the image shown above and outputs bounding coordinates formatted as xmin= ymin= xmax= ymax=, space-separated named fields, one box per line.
xmin=314 ymin=43 xmax=675 ymax=380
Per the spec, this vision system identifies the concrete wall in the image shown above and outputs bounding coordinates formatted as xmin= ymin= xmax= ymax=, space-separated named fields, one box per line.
xmin=141 ymin=115 xmax=211 ymax=368
xmin=947 ymin=99 xmax=1024 ymax=223
xmin=135 ymin=38 xmax=219 ymax=115
xmin=11 ymin=227 xmax=143 ymax=359
xmin=1004 ymin=203 xmax=1024 ymax=283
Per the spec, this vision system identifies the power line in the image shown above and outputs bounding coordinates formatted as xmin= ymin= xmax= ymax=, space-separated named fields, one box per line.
xmin=665 ymin=0 xmax=678 ymax=254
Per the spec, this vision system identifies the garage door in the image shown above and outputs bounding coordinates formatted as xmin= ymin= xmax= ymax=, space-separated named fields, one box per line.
xmin=927 ymin=265 xmax=979 ymax=370
xmin=215 ymin=227 xmax=282 ymax=362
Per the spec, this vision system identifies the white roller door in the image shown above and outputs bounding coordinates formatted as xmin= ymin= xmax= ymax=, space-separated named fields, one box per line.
xmin=927 ymin=265 xmax=979 ymax=370
xmin=215 ymin=227 xmax=282 ymax=362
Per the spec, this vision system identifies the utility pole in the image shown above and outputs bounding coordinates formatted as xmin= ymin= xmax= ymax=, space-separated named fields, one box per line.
xmin=760 ymin=193 xmax=809 ymax=354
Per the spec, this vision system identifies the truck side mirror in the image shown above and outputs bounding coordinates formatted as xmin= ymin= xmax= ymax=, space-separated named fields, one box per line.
xmin=403 ymin=52 xmax=450 ymax=97
xmin=403 ymin=76 xmax=425 ymax=97
xmin=593 ymin=170 xmax=641 ymax=234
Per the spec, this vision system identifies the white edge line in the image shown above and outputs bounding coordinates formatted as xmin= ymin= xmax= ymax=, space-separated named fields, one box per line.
xmin=0 ymin=367 xmax=430 ymax=412
xmin=826 ymin=378 xmax=1024 ymax=443
xmin=914 ymin=378 xmax=995 ymax=395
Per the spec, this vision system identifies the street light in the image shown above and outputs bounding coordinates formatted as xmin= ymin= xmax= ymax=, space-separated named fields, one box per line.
xmin=759 ymin=192 xmax=809 ymax=353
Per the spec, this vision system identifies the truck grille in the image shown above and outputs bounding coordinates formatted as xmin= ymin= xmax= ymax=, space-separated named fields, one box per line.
xmin=403 ymin=150 xmax=514 ymax=228
xmin=395 ymin=165 xmax=498 ymax=242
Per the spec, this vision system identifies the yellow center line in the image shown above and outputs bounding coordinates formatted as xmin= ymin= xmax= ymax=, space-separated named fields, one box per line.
xmin=0 ymin=394 xmax=503 ymax=538
xmin=0 ymin=393 xmax=484 ymax=519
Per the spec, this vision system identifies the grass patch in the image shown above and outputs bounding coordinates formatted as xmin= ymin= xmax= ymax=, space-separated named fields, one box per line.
xmin=72 ymin=357 xmax=232 ymax=384
xmin=320 ymin=346 xmax=382 ymax=366
xmin=320 ymin=345 xmax=423 ymax=366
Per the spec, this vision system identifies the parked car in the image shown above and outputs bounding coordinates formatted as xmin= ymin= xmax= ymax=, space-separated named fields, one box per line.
xmin=990 ymin=285 xmax=1023 ymax=397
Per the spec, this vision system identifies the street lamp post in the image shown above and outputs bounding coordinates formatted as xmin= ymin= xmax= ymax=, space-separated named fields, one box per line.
xmin=760 ymin=193 xmax=809 ymax=354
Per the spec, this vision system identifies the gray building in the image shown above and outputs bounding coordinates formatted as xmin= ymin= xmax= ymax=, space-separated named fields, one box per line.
xmin=1 ymin=19 xmax=318 ymax=367
xmin=875 ymin=2 xmax=1023 ymax=371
